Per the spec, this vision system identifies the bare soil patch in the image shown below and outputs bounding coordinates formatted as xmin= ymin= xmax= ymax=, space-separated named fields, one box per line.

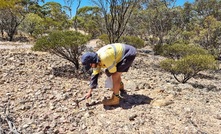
xmin=0 ymin=43 xmax=221 ymax=133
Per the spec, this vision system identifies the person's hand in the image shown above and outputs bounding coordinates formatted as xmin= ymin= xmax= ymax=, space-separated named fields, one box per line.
xmin=85 ymin=89 xmax=92 ymax=99
xmin=85 ymin=92 xmax=92 ymax=99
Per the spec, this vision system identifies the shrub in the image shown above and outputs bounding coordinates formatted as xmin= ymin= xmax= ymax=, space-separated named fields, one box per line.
xmin=119 ymin=35 xmax=145 ymax=48
xmin=97 ymin=34 xmax=109 ymax=47
xmin=98 ymin=34 xmax=145 ymax=49
xmin=19 ymin=13 xmax=44 ymax=38
xmin=33 ymin=30 xmax=90 ymax=70
xmin=160 ymin=54 xmax=218 ymax=83
xmin=153 ymin=44 xmax=164 ymax=55
xmin=160 ymin=43 xmax=218 ymax=83
xmin=162 ymin=44 xmax=208 ymax=59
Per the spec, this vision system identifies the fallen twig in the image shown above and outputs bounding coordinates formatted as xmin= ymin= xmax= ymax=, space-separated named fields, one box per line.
xmin=5 ymin=116 xmax=19 ymax=134
xmin=0 ymin=93 xmax=20 ymax=134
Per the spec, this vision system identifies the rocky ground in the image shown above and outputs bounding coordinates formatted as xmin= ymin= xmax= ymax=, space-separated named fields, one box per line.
xmin=0 ymin=43 xmax=221 ymax=134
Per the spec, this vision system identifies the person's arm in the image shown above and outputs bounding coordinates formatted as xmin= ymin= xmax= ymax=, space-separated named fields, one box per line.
xmin=85 ymin=67 xmax=100 ymax=98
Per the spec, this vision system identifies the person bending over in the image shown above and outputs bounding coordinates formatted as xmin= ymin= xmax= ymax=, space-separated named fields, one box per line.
xmin=81 ymin=43 xmax=136 ymax=106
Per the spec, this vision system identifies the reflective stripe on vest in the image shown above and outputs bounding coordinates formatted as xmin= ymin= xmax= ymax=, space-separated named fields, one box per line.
xmin=107 ymin=44 xmax=117 ymax=71
xmin=107 ymin=44 xmax=125 ymax=71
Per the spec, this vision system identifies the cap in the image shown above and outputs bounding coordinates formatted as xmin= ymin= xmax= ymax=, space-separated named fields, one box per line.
xmin=81 ymin=52 xmax=99 ymax=71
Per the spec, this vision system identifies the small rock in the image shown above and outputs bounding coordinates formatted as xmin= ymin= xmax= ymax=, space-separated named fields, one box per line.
xmin=151 ymin=99 xmax=174 ymax=107
xmin=0 ymin=79 xmax=5 ymax=84
xmin=129 ymin=114 xmax=138 ymax=121
xmin=23 ymin=124 xmax=29 ymax=129
xmin=215 ymin=114 xmax=221 ymax=120
xmin=81 ymin=124 xmax=87 ymax=130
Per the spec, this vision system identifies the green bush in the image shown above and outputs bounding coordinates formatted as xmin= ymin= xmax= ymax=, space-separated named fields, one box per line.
xmin=33 ymin=30 xmax=90 ymax=70
xmin=119 ymin=35 xmax=145 ymax=48
xmin=160 ymin=43 xmax=218 ymax=83
xmin=19 ymin=13 xmax=45 ymax=38
xmin=149 ymin=36 xmax=159 ymax=45
xmin=162 ymin=44 xmax=208 ymax=59
xmin=97 ymin=34 xmax=109 ymax=47
xmin=208 ymin=48 xmax=220 ymax=60
xmin=98 ymin=34 xmax=145 ymax=48
xmin=153 ymin=44 xmax=164 ymax=55
xmin=160 ymin=54 xmax=217 ymax=83
xmin=180 ymin=31 xmax=195 ymax=44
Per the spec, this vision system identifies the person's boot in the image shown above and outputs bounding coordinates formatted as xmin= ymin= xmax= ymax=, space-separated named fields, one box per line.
xmin=102 ymin=93 xmax=120 ymax=106
xmin=120 ymin=81 xmax=126 ymax=95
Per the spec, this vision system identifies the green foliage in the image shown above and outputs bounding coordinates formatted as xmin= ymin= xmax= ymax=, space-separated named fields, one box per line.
xmin=142 ymin=0 xmax=175 ymax=45
xmin=98 ymin=34 xmax=145 ymax=48
xmin=98 ymin=34 xmax=110 ymax=45
xmin=162 ymin=44 xmax=208 ymax=59
xmin=194 ymin=16 xmax=221 ymax=58
xmin=75 ymin=6 xmax=102 ymax=38
xmin=0 ymin=0 xmax=19 ymax=9
xmin=19 ymin=13 xmax=44 ymax=37
xmin=41 ymin=2 xmax=71 ymax=31
xmin=160 ymin=54 xmax=217 ymax=83
xmin=0 ymin=1 xmax=26 ymax=41
xmin=153 ymin=44 xmax=164 ymax=55
xmin=33 ymin=30 xmax=90 ymax=69
xmin=119 ymin=36 xmax=144 ymax=48
xmin=180 ymin=31 xmax=195 ymax=44
xmin=160 ymin=43 xmax=218 ymax=83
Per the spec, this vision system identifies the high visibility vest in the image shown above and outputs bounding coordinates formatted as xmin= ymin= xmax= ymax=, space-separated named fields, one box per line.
xmin=92 ymin=43 xmax=125 ymax=75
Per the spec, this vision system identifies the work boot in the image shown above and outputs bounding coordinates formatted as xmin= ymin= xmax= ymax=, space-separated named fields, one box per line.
xmin=120 ymin=81 xmax=126 ymax=95
xmin=102 ymin=93 xmax=120 ymax=106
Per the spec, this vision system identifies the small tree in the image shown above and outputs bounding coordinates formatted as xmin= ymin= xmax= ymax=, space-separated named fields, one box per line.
xmin=92 ymin=0 xmax=139 ymax=43
xmin=0 ymin=3 xmax=26 ymax=41
xmin=19 ymin=13 xmax=44 ymax=37
xmin=196 ymin=16 xmax=221 ymax=59
xmin=160 ymin=44 xmax=218 ymax=83
xmin=74 ymin=6 xmax=103 ymax=38
xmin=33 ymin=30 xmax=90 ymax=69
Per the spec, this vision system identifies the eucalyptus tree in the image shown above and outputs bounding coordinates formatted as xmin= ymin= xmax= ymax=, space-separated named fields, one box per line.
xmin=0 ymin=0 xmax=26 ymax=41
xmin=186 ymin=0 xmax=221 ymax=58
xmin=75 ymin=6 xmax=103 ymax=38
xmin=19 ymin=13 xmax=44 ymax=37
xmin=0 ymin=0 xmax=18 ymax=8
xmin=92 ymin=0 xmax=140 ymax=43
xmin=143 ymin=0 xmax=173 ymax=45
xmin=21 ymin=0 xmax=44 ymax=17
xmin=41 ymin=2 xmax=71 ymax=31
xmin=63 ymin=0 xmax=82 ymax=19
xmin=125 ymin=8 xmax=145 ymax=38
xmin=194 ymin=0 xmax=221 ymax=21
xmin=181 ymin=2 xmax=196 ymax=30
xmin=194 ymin=16 xmax=221 ymax=59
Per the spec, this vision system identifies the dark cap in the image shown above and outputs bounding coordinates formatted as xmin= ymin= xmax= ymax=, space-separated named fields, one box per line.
xmin=81 ymin=52 xmax=99 ymax=71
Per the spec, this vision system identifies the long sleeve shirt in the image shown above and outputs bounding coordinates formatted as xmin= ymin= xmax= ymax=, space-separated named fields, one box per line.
xmin=90 ymin=43 xmax=136 ymax=89
xmin=90 ymin=43 xmax=127 ymax=89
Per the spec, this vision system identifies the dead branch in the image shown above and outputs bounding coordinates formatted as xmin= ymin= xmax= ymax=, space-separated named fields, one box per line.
xmin=0 ymin=93 xmax=19 ymax=134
